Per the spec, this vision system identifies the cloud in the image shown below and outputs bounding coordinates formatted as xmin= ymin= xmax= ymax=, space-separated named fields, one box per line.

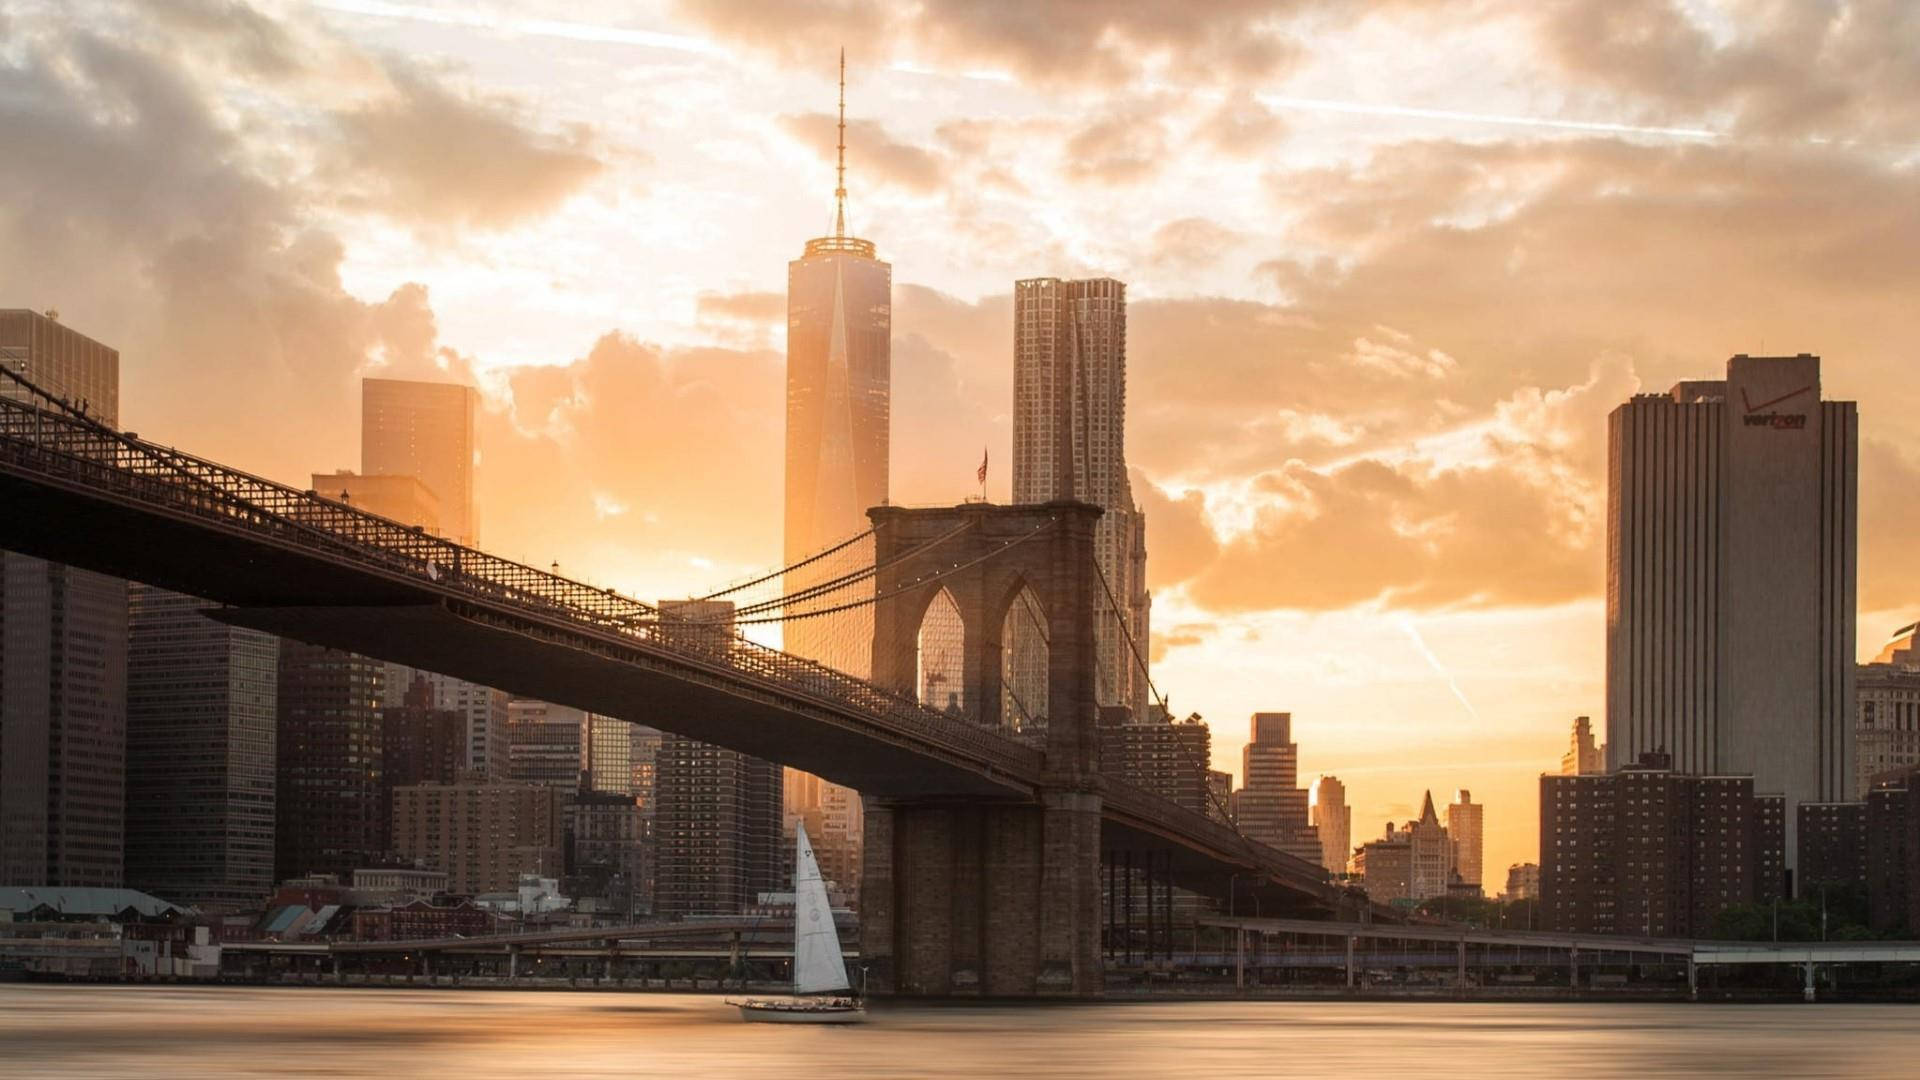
xmin=1196 ymin=90 xmax=1286 ymax=155
xmin=1149 ymin=217 xmax=1242 ymax=269
xmin=1533 ymin=0 xmax=1920 ymax=142
xmin=1064 ymin=105 xmax=1169 ymax=185
xmin=777 ymin=113 xmax=944 ymax=193
xmin=1132 ymin=471 xmax=1220 ymax=588
xmin=327 ymin=67 xmax=603 ymax=228
xmin=479 ymin=334 xmax=785 ymax=576
xmin=696 ymin=290 xmax=784 ymax=324
xmin=674 ymin=0 xmax=1306 ymax=87
xmin=145 ymin=0 xmax=303 ymax=77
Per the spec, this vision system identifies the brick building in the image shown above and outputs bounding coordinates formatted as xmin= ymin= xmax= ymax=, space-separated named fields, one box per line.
xmin=1797 ymin=802 xmax=1868 ymax=892
xmin=1098 ymin=706 xmax=1213 ymax=814
xmin=390 ymin=782 xmax=565 ymax=895
xmin=1541 ymin=753 xmax=1785 ymax=937
xmin=352 ymin=898 xmax=497 ymax=941
xmin=1867 ymin=769 xmax=1920 ymax=933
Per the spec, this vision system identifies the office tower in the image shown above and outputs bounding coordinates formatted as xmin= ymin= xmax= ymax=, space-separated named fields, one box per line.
xmin=310 ymin=470 xmax=439 ymax=532
xmin=1606 ymin=354 xmax=1856 ymax=865
xmin=349 ymin=388 xmax=509 ymax=780
xmin=507 ymin=699 xmax=588 ymax=789
xmin=1561 ymin=716 xmax=1605 ymax=776
xmin=1310 ymin=775 xmax=1352 ymax=875
xmin=1540 ymin=752 xmax=1786 ymax=937
xmin=361 ymin=377 xmax=477 ymax=546
xmin=1856 ymin=622 xmax=1920 ymax=797
xmin=652 ymin=598 xmax=783 ymax=914
xmin=124 ymin=586 xmax=278 ymax=908
xmin=783 ymin=53 xmax=890 ymax=679
xmin=383 ymin=673 xmax=509 ymax=782
xmin=0 ymin=310 xmax=127 ymax=888
xmin=1233 ymin=712 xmax=1320 ymax=863
xmin=380 ymin=674 xmax=467 ymax=790
xmin=585 ymin=715 xmax=635 ymax=796
xmin=1097 ymin=706 xmax=1213 ymax=813
xmin=275 ymin=642 xmax=386 ymax=881
xmin=631 ymin=728 xmax=662 ymax=809
xmin=630 ymin=727 xmax=662 ymax=909
xmin=1011 ymin=276 xmax=1149 ymax=718
xmin=428 ymin=676 xmax=510 ymax=781
xmin=1504 ymin=863 xmax=1540 ymax=901
xmin=1447 ymin=790 xmax=1484 ymax=887
xmin=390 ymin=782 xmax=564 ymax=894
xmin=654 ymin=735 xmax=783 ymax=916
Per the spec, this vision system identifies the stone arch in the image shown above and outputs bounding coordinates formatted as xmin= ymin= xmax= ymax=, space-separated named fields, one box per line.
xmin=915 ymin=586 xmax=968 ymax=717
xmin=993 ymin=574 xmax=1050 ymax=741
xmin=868 ymin=500 xmax=1103 ymax=777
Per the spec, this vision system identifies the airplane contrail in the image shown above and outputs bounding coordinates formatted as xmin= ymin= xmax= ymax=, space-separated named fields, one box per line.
xmin=1399 ymin=618 xmax=1483 ymax=724
xmin=310 ymin=1 xmax=1727 ymax=143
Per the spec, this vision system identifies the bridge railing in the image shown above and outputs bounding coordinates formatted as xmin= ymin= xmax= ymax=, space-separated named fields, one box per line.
xmin=0 ymin=390 xmax=1039 ymax=775
xmin=1103 ymin=778 xmax=1333 ymax=891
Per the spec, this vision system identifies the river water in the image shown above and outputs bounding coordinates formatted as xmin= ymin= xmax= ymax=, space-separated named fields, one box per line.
xmin=2 ymin=986 xmax=1916 ymax=1078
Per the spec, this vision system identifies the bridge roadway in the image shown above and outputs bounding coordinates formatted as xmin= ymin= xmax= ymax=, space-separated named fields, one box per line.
xmin=1207 ymin=916 xmax=1920 ymax=998
xmin=0 ymin=383 xmax=1344 ymax=915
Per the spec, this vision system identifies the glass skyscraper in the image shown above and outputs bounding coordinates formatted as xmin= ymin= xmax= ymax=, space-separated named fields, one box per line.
xmin=0 ymin=311 xmax=127 ymax=888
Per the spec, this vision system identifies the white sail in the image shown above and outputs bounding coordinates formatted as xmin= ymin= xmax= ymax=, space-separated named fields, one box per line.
xmin=790 ymin=821 xmax=851 ymax=994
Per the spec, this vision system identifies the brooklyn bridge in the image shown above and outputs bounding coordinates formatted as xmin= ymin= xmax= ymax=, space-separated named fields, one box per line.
xmin=0 ymin=367 xmax=1380 ymax=997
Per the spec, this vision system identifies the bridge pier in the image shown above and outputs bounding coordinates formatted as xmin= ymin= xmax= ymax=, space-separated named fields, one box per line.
xmin=860 ymin=789 xmax=1104 ymax=998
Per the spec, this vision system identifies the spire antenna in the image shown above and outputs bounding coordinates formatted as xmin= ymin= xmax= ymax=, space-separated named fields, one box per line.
xmin=834 ymin=47 xmax=847 ymax=239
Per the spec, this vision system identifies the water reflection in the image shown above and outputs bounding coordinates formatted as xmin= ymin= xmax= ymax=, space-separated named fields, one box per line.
xmin=2 ymin=987 xmax=1916 ymax=1078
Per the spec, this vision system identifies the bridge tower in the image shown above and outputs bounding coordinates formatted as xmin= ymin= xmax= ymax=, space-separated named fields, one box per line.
xmin=860 ymin=500 xmax=1105 ymax=997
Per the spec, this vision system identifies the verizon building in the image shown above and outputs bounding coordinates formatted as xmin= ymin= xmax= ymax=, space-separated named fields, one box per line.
xmin=1606 ymin=353 xmax=1857 ymax=866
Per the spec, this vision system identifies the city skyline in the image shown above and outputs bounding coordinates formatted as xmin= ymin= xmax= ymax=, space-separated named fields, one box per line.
xmin=7 ymin=2 xmax=1920 ymax=883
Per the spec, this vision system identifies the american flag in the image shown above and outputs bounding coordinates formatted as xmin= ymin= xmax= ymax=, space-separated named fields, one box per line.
xmin=977 ymin=448 xmax=988 ymax=485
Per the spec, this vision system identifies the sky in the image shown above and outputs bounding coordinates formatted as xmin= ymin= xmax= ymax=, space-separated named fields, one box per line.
xmin=5 ymin=0 xmax=1919 ymax=882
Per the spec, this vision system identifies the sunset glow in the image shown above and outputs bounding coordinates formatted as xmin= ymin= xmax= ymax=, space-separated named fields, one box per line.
xmin=8 ymin=0 xmax=1918 ymax=886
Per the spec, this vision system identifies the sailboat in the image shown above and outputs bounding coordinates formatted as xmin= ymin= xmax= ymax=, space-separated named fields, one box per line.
xmin=729 ymin=822 xmax=866 ymax=1023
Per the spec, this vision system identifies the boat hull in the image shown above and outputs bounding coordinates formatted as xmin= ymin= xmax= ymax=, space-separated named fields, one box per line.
xmin=729 ymin=998 xmax=866 ymax=1024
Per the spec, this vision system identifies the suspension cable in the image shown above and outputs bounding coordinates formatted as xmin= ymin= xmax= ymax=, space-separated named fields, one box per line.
xmin=695 ymin=528 xmax=876 ymax=601
xmin=734 ymin=518 xmax=1053 ymax=625
xmin=729 ymin=520 xmax=972 ymax=619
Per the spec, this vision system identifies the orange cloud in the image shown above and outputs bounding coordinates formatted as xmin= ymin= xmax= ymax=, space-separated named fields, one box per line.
xmin=327 ymin=68 xmax=603 ymax=228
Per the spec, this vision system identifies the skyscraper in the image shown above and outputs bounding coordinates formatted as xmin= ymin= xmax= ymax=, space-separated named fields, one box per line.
xmin=507 ymin=699 xmax=589 ymax=789
xmin=1561 ymin=715 xmax=1605 ymax=775
xmin=275 ymin=643 xmax=386 ymax=881
xmin=653 ymin=600 xmax=783 ymax=916
xmin=1234 ymin=712 xmax=1319 ymax=863
xmin=781 ymin=55 xmax=884 ymax=891
xmin=783 ymin=52 xmax=891 ymax=678
xmin=125 ymin=586 xmax=278 ymax=908
xmin=1447 ymin=789 xmax=1484 ymax=887
xmin=361 ymin=378 xmax=477 ymax=546
xmin=357 ymin=379 xmax=507 ymax=778
xmin=1011 ymin=276 xmax=1149 ymax=717
xmin=654 ymin=735 xmax=783 ymax=916
xmin=0 ymin=311 xmax=127 ymax=888
xmin=1310 ymin=775 xmax=1351 ymax=875
xmin=1606 ymin=354 xmax=1856 ymax=865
